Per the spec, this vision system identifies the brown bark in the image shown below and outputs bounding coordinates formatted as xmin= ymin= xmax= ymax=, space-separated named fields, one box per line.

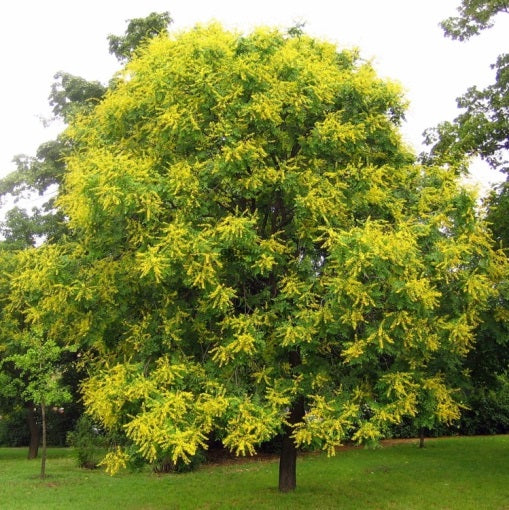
xmin=278 ymin=397 xmax=305 ymax=492
xmin=40 ymin=400 xmax=47 ymax=479
xmin=26 ymin=404 xmax=39 ymax=460
xmin=278 ymin=349 xmax=305 ymax=492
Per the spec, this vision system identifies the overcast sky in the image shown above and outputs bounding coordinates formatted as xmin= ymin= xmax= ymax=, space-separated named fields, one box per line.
xmin=0 ymin=0 xmax=507 ymax=191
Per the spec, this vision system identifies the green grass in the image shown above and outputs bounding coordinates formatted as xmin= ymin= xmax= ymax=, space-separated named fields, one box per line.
xmin=0 ymin=436 xmax=508 ymax=509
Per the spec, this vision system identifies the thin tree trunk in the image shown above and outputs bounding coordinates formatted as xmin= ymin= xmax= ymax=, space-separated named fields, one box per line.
xmin=40 ymin=400 xmax=47 ymax=479
xmin=419 ymin=427 xmax=425 ymax=448
xmin=26 ymin=404 xmax=39 ymax=460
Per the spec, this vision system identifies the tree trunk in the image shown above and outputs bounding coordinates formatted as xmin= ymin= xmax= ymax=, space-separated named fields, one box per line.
xmin=26 ymin=404 xmax=39 ymax=460
xmin=40 ymin=400 xmax=47 ymax=479
xmin=278 ymin=396 xmax=305 ymax=492
xmin=278 ymin=424 xmax=298 ymax=492
xmin=419 ymin=427 xmax=425 ymax=448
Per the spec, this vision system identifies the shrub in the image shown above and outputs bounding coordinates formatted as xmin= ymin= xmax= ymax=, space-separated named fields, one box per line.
xmin=0 ymin=407 xmax=30 ymax=447
xmin=459 ymin=376 xmax=509 ymax=435
xmin=67 ymin=415 xmax=107 ymax=468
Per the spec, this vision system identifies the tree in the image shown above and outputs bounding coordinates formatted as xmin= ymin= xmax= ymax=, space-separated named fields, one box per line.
xmin=5 ymin=328 xmax=71 ymax=478
xmin=440 ymin=0 xmax=509 ymax=41
xmin=426 ymin=1 xmax=508 ymax=174
xmin=486 ymin=181 xmax=509 ymax=252
xmin=107 ymin=11 xmax=172 ymax=62
xmin=0 ymin=11 xmax=173 ymax=247
xmin=425 ymin=1 xmax=509 ymax=425
xmin=0 ymin=11 xmax=175 ymax=464
xmin=0 ymin=245 xmax=77 ymax=462
xmin=0 ymin=249 xmax=41 ymax=458
xmin=56 ymin=24 xmax=504 ymax=491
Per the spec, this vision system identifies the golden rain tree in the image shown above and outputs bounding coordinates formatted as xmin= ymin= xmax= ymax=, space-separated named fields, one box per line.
xmin=56 ymin=24 xmax=505 ymax=491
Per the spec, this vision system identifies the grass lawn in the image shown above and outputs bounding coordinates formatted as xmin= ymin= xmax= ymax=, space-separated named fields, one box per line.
xmin=0 ymin=436 xmax=508 ymax=509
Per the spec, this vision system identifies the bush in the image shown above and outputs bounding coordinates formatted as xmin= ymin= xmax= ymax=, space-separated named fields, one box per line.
xmin=459 ymin=376 xmax=509 ymax=435
xmin=152 ymin=449 xmax=206 ymax=474
xmin=67 ymin=415 xmax=107 ymax=468
xmin=0 ymin=407 xmax=30 ymax=447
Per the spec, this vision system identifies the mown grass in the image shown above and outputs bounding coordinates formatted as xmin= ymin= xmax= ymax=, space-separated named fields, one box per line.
xmin=0 ymin=436 xmax=508 ymax=509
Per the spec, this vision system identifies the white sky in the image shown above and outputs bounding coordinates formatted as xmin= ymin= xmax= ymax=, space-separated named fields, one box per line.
xmin=0 ymin=0 xmax=507 ymax=192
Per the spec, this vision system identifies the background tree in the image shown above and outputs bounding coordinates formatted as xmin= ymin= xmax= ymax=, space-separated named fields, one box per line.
xmin=0 ymin=245 xmax=79 ymax=459
xmin=418 ymin=0 xmax=509 ymax=433
xmin=4 ymin=328 xmax=71 ymax=478
xmin=0 ymin=75 xmax=107 ymax=245
xmin=426 ymin=0 xmax=509 ymax=174
xmin=0 ymin=12 xmax=174 ymax=455
xmin=0 ymin=11 xmax=173 ymax=247
xmin=441 ymin=0 xmax=509 ymax=42
xmin=54 ymin=24 xmax=505 ymax=491
xmin=107 ymin=11 xmax=173 ymax=63
xmin=0 ymin=249 xmax=41 ymax=457
xmin=424 ymin=0 xmax=509 ymax=434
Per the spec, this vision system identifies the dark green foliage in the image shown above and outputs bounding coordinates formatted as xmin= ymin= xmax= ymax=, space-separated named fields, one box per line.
xmin=286 ymin=21 xmax=306 ymax=38
xmin=0 ymin=140 xmax=64 ymax=197
xmin=0 ymin=140 xmax=69 ymax=247
xmin=426 ymin=1 xmax=509 ymax=174
xmin=49 ymin=72 xmax=107 ymax=123
xmin=0 ymin=208 xmax=44 ymax=250
xmin=0 ymin=405 xmax=73 ymax=448
xmin=459 ymin=375 xmax=509 ymax=434
xmin=107 ymin=11 xmax=172 ymax=63
xmin=0 ymin=407 xmax=30 ymax=447
xmin=389 ymin=416 xmax=454 ymax=440
xmin=67 ymin=415 xmax=107 ymax=468
xmin=425 ymin=53 xmax=509 ymax=174
xmin=486 ymin=181 xmax=509 ymax=253
xmin=420 ymin=2 xmax=509 ymax=443
xmin=440 ymin=0 xmax=509 ymax=41
xmin=0 ymin=12 xmax=173 ymax=245
xmin=390 ymin=374 xmax=509 ymax=438
xmin=152 ymin=449 xmax=206 ymax=474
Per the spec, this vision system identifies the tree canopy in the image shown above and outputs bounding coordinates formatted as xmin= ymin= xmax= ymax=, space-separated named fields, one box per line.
xmin=107 ymin=11 xmax=173 ymax=63
xmin=0 ymin=14 xmax=177 ymax=469
xmin=48 ymin=24 xmax=506 ymax=490
xmin=440 ymin=0 xmax=509 ymax=41
xmin=0 ymin=11 xmax=173 ymax=248
xmin=427 ymin=1 xmax=509 ymax=175
xmin=416 ymin=0 xmax=509 ymax=442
